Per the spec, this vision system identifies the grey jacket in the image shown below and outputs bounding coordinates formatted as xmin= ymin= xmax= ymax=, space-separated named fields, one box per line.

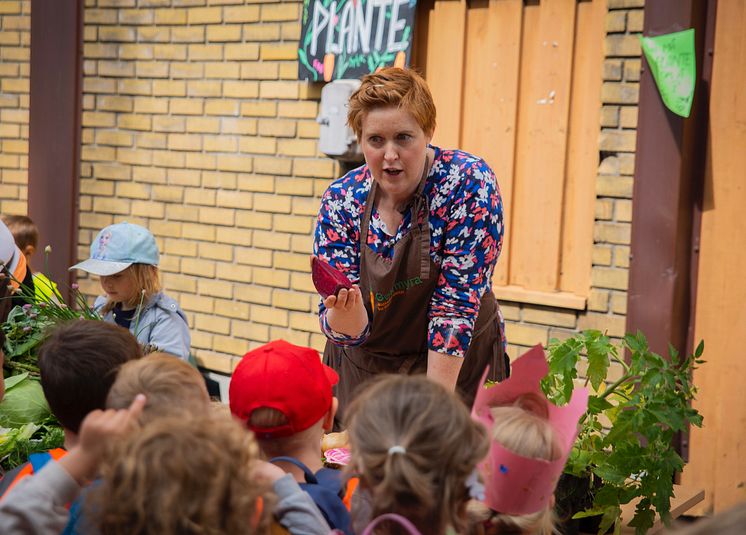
xmin=0 ymin=462 xmax=331 ymax=535
xmin=93 ymin=292 xmax=191 ymax=361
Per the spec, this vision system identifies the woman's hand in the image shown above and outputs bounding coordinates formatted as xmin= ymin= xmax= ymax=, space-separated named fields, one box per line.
xmin=324 ymin=285 xmax=369 ymax=338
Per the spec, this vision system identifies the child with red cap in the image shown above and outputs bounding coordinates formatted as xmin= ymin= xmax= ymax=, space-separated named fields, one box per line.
xmin=230 ymin=340 xmax=355 ymax=535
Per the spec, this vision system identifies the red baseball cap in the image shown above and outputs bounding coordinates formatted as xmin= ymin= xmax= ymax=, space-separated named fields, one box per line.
xmin=229 ymin=340 xmax=339 ymax=438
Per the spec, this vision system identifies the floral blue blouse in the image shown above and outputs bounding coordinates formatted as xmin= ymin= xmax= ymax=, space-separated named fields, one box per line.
xmin=314 ymin=146 xmax=505 ymax=358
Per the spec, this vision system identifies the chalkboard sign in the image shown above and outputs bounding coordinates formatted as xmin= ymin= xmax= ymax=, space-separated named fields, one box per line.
xmin=298 ymin=0 xmax=417 ymax=82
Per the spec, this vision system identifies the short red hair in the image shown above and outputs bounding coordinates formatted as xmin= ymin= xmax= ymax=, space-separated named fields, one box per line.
xmin=347 ymin=67 xmax=437 ymax=140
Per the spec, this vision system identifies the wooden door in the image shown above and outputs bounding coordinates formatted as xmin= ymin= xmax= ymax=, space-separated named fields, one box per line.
xmin=683 ymin=0 xmax=746 ymax=514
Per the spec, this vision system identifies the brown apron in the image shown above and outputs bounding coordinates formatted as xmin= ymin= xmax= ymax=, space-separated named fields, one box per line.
xmin=324 ymin=171 xmax=506 ymax=425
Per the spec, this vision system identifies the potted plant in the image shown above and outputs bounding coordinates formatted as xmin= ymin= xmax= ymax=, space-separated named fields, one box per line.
xmin=541 ymin=330 xmax=704 ymax=535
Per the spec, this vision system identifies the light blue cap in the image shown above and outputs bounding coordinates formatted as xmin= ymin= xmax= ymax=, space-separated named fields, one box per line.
xmin=69 ymin=222 xmax=159 ymax=276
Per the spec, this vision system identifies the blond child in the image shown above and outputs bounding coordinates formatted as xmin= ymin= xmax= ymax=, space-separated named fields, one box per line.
xmin=69 ymin=222 xmax=190 ymax=361
xmin=345 ymin=374 xmax=490 ymax=535
xmin=469 ymin=345 xmax=588 ymax=535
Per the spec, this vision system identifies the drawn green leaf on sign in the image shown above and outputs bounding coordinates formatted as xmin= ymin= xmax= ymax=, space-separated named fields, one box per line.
xmin=639 ymin=28 xmax=696 ymax=118
xmin=298 ymin=49 xmax=318 ymax=82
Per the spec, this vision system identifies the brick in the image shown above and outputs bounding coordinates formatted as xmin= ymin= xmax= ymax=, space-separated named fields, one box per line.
xmin=608 ymin=0 xmax=644 ymax=7
xmin=298 ymin=83 xmax=323 ymax=100
xmin=215 ymin=189 xmax=253 ymax=209
xmin=254 ymin=193 xmax=291 ymax=213
xmin=205 ymin=99 xmax=239 ymax=116
xmin=181 ymin=294 xmax=215 ymax=314
xmin=98 ymin=26 xmax=136 ymax=42
xmin=116 ymin=182 xmax=150 ymax=199
xmin=194 ymin=351 xmax=232 ymax=374
xmin=623 ymin=59 xmax=641 ymax=82
xmin=594 ymin=222 xmax=630 ymax=245
xmin=603 ymin=60 xmax=623 ymax=81
xmin=615 ymin=200 xmax=632 ymax=222
xmin=276 ymin=177 xmax=313 ymax=196
xmin=280 ymin=21 xmax=300 ymax=42
xmin=238 ymin=135 xmax=275 ymax=154
xmin=216 ymin=154 xmax=253 ymax=173
xmin=507 ymin=323 xmax=548 ymax=347
xmin=236 ymin=211 xmax=272 ymax=229
xmin=188 ymin=44 xmax=223 ymax=61
xmin=232 ymin=319 xmax=269 ymax=342
xmin=153 ymin=150 xmax=186 ymax=168
xmin=205 ymin=62 xmax=240 ymax=79
xmin=198 ymin=242 xmax=233 ymax=263
xmin=601 ymin=82 xmax=639 ymax=105
xmin=93 ymin=164 xmax=130 ymax=180
xmin=595 ymin=199 xmax=613 ymax=220
xmin=133 ymin=98 xmax=168 ymax=114
xmin=207 ymin=25 xmax=242 ymax=42
xmin=235 ymin=246 xmax=273 ymax=268
xmin=96 ymin=130 xmax=134 ymax=147
xmin=154 ymin=8 xmax=187 ymax=24
xmin=605 ymin=34 xmax=641 ymax=57
xmin=187 ymin=7 xmax=222 ymax=24
xmin=171 ymin=26 xmax=205 ymax=43
xmin=224 ymin=6 xmax=260 ymax=23
xmin=240 ymin=100 xmax=277 ymax=117
xmin=216 ymin=262 xmax=252 ymax=282
xmin=170 ymin=97 xmax=204 ymax=115
xmin=185 ymin=153 xmax=217 ymax=169
xmin=84 ymin=43 xmax=118 ymax=59
xmin=118 ymin=79 xmax=153 ymax=96
xmin=153 ymin=80 xmax=187 ymax=97
xmin=133 ymin=165 xmax=166 ymax=183
xmin=242 ymin=22 xmax=281 ymax=42
xmin=577 ymin=312 xmax=626 ymax=338
xmin=132 ymin=200 xmax=165 ymax=218
xmin=184 ymin=187 xmax=216 ymax=206
xmin=153 ymin=115 xmax=186 ymax=132
xmin=289 ymin=311 xmax=319 ymax=332
xmin=93 ymin=196 xmax=130 ymax=215
xmin=167 ymin=133 xmax=202 ymax=151
xmin=224 ymin=43 xmax=260 ymax=60
xmin=234 ymin=284 xmax=272 ymax=305
xmin=167 ymin=168 xmax=201 ymax=185
xmin=164 ymin=237 xmax=197 ymax=257
xmin=260 ymin=80 xmax=299 ymax=99
xmin=253 ymin=230 xmax=290 ymax=250
xmin=627 ymin=10 xmax=644 ymax=33
xmin=257 ymin=118 xmax=295 ymax=138
xmin=200 ymin=206 xmax=236 ymax=226
xmin=260 ymin=43 xmax=297 ymax=61
xmin=186 ymin=116 xmax=220 ymax=134
xmin=195 ymin=313 xmax=231 ymax=334
xmin=522 ymin=307 xmax=577 ymax=329
xmin=599 ymin=130 xmax=636 ymax=152
xmin=182 ymin=257 xmax=216 ymax=277
xmin=223 ymin=80 xmax=259 ymax=98
xmin=136 ymin=61 xmax=170 ymax=78
xmin=605 ymin=11 xmax=626 ymax=33
xmin=592 ymin=245 xmax=613 ymax=266
xmin=596 ymin=175 xmax=633 ymax=198
xmin=202 ymin=171 xmax=237 ymax=188
xmin=237 ymin=174 xmax=274 ymax=193
xmin=292 ymin=197 xmax=322 ymax=217
xmin=588 ymin=289 xmax=610 ymax=312
xmin=213 ymin=335 xmax=249 ymax=355
xmin=610 ymin=292 xmax=627 ymax=315
xmin=591 ymin=267 xmax=628 ymax=291
xmin=620 ymin=106 xmax=637 ymax=128
xmin=187 ymin=80 xmax=223 ymax=98
xmin=81 ymin=145 xmax=116 ymax=162
xmin=171 ymin=62 xmax=205 ymax=79
xmin=278 ymin=139 xmax=317 ymax=157
xmin=261 ymin=4 xmax=299 ymax=22
xmin=119 ymin=115 xmax=152 ymax=132
xmin=204 ymin=134 xmax=238 ymax=152
xmin=273 ymin=251 xmax=310 ymax=272
xmin=250 ymin=304 xmax=288 ymax=326
xmin=240 ymin=61 xmax=279 ymax=80
xmin=273 ymin=214 xmax=312 ymax=234
xmin=294 ymin=158 xmax=339 ymax=178
xmin=150 ymin=220 xmax=182 ymax=238
xmin=297 ymin=120 xmax=320 ymax=139
xmin=221 ymin=117 xmax=258 ymax=134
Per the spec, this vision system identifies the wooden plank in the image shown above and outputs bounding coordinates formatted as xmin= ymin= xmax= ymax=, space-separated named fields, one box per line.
xmin=461 ymin=0 xmax=523 ymax=287
xmin=509 ymin=0 xmax=577 ymax=292
xmin=683 ymin=0 xmax=746 ymax=513
xmin=410 ymin=0 xmax=432 ymax=75
xmin=493 ymin=285 xmax=586 ymax=310
xmin=558 ymin=0 xmax=605 ymax=296
xmin=425 ymin=0 xmax=467 ymax=148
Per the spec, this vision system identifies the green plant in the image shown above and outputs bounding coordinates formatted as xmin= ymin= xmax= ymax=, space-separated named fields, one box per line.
xmin=541 ymin=330 xmax=704 ymax=535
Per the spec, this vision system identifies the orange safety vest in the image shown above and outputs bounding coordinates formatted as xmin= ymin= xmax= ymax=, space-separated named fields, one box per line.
xmin=1 ymin=448 xmax=67 ymax=497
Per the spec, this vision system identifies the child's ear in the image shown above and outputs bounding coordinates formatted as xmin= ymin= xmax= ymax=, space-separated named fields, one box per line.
xmin=22 ymin=244 xmax=35 ymax=259
xmin=322 ymin=397 xmax=339 ymax=432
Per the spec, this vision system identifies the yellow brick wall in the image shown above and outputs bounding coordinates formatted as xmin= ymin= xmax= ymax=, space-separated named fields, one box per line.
xmin=0 ymin=0 xmax=30 ymax=215
xmin=78 ymin=0 xmax=337 ymax=373
xmin=0 ymin=0 xmax=645 ymax=375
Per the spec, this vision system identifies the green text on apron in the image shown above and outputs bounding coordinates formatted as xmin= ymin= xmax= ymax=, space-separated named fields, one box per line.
xmin=324 ymin=170 xmax=506 ymax=425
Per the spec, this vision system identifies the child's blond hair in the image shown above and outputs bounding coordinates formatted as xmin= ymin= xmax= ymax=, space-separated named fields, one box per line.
xmin=346 ymin=375 xmax=489 ymax=535
xmin=469 ymin=393 xmax=561 ymax=535
xmin=93 ymin=414 xmax=272 ymax=535
xmin=100 ymin=263 xmax=160 ymax=314
xmin=106 ymin=353 xmax=210 ymax=423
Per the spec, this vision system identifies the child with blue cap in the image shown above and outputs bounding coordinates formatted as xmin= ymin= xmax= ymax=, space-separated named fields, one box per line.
xmin=70 ymin=222 xmax=191 ymax=361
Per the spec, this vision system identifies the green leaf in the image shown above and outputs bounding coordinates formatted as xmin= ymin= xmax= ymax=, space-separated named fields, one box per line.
xmin=4 ymin=372 xmax=29 ymax=391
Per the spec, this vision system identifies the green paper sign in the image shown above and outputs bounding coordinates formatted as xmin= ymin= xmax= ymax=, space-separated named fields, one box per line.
xmin=640 ymin=29 xmax=696 ymax=118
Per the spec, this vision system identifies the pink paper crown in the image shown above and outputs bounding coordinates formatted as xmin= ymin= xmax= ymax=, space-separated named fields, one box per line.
xmin=471 ymin=344 xmax=588 ymax=516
